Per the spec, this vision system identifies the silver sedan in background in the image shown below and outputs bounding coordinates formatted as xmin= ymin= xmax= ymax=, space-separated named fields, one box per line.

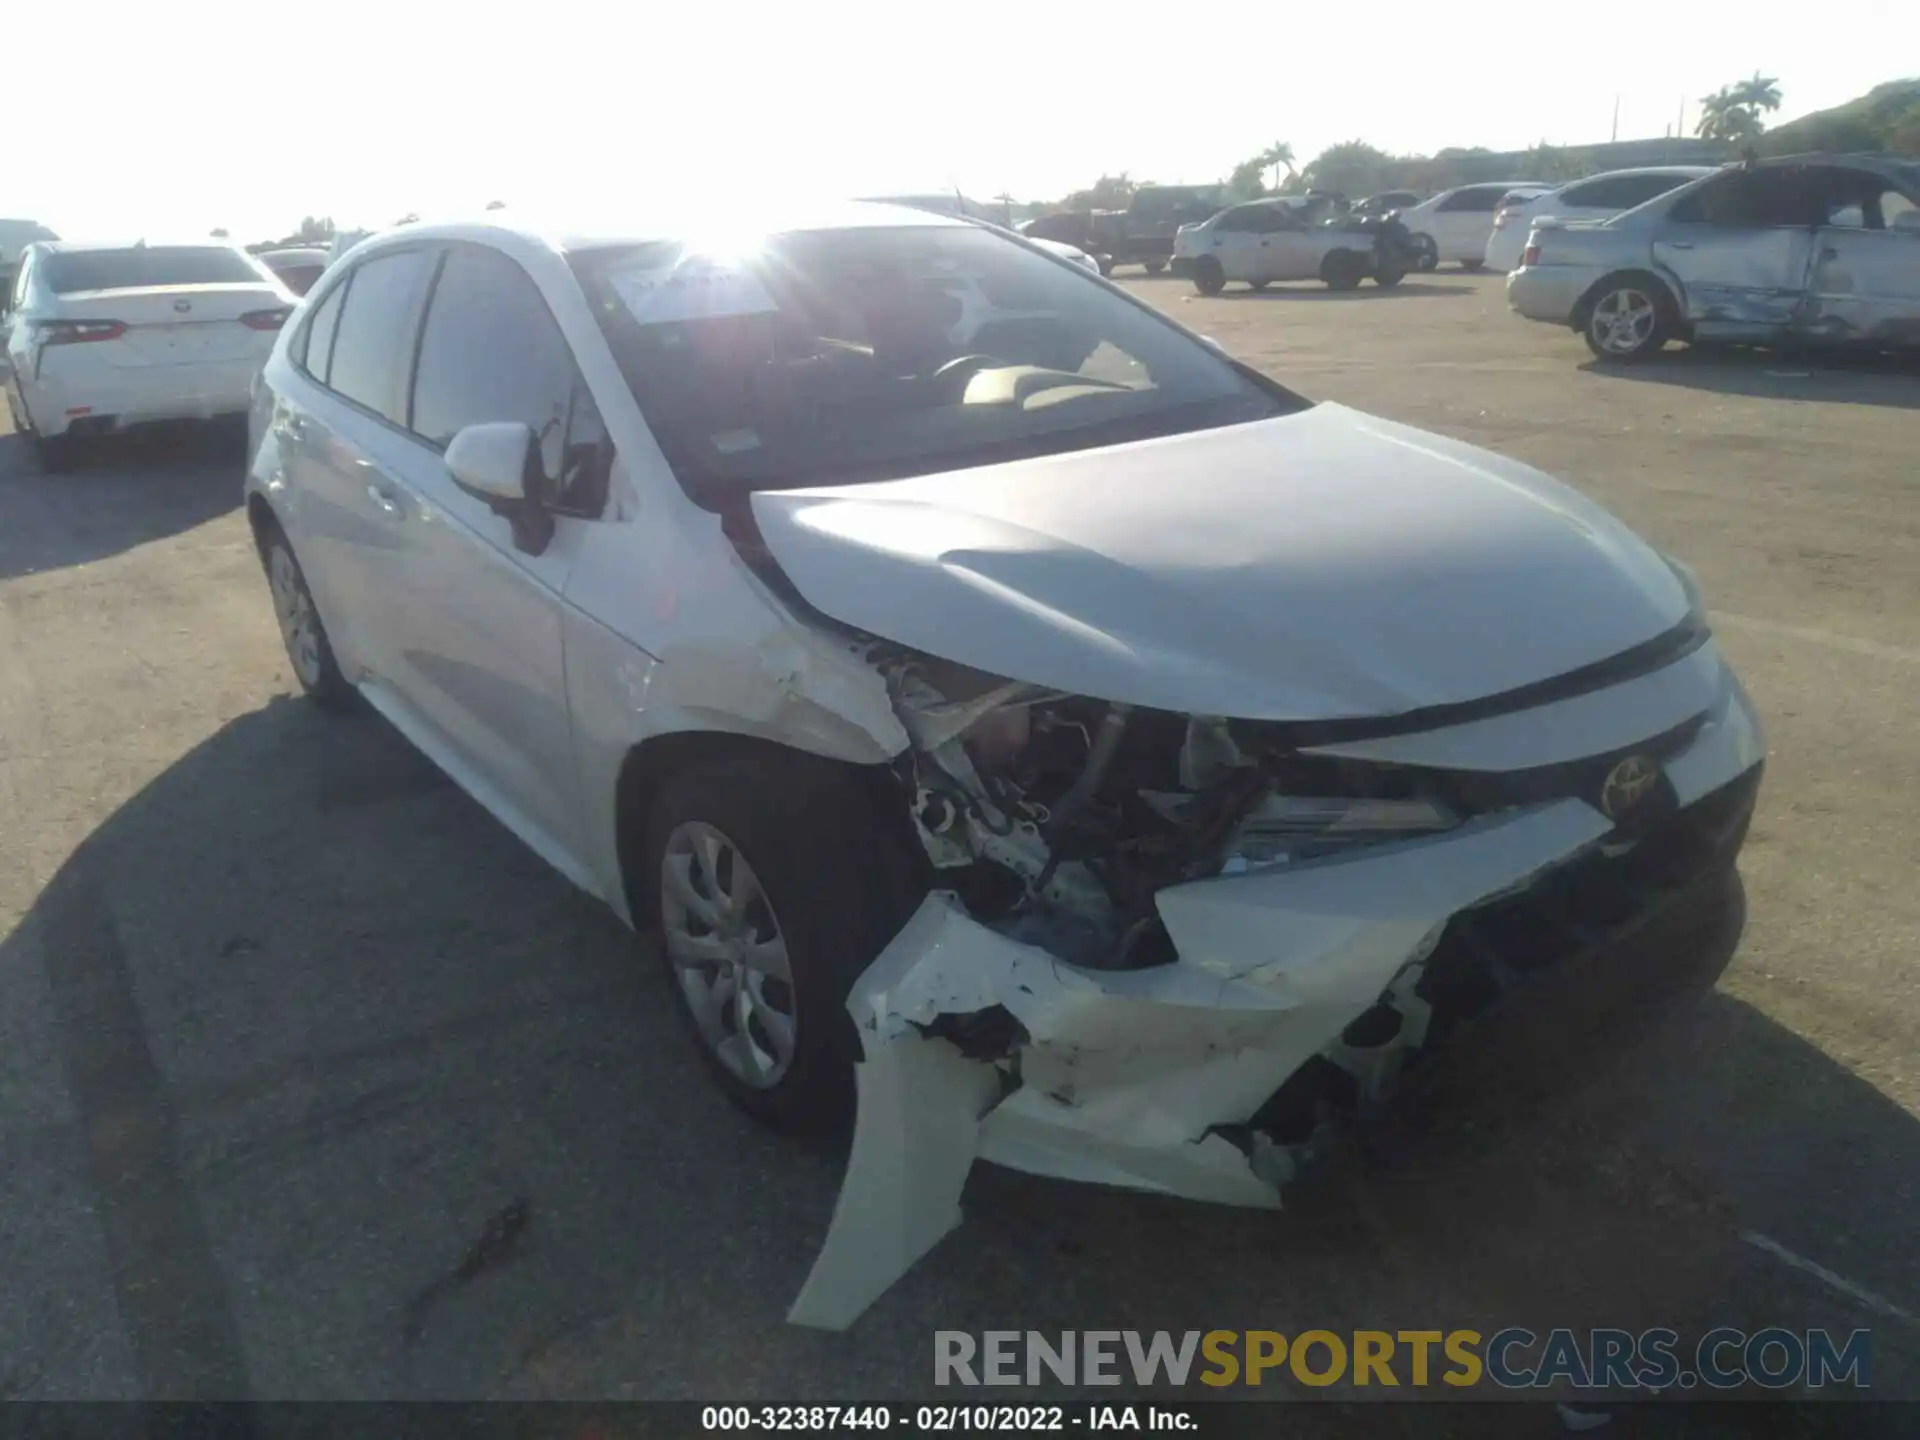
xmin=1507 ymin=154 xmax=1920 ymax=361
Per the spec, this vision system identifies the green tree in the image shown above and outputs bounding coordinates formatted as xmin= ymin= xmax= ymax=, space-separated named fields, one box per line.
xmin=1059 ymin=173 xmax=1137 ymax=211
xmin=1698 ymin=74 xmax=1782 ymax=144
xmin=1300 ymin=141 xmax=1396 ymax=198
xmin=1732 ymin=72 xmax=1783 ymax=115
xmin=294 ymin=215 xmax=334 ymax=243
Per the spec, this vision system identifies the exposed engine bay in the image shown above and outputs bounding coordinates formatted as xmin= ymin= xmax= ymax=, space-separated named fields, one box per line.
xmin=879 ymin=649 xmax=1459 ymax=972
xmin=783 ymin=639 xmax=1763 ymax=1331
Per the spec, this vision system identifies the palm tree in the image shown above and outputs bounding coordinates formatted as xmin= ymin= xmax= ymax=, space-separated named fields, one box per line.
xmin=1732 ymin=72 xmax=1783 ymax=116
xmin=1260 ymin=142 xmax=1296 ymax=191
xmin=1697 ymin=86 xmax=1759 ymax=143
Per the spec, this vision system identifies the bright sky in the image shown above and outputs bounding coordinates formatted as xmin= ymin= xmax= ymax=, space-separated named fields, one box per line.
xmin=12 ymin=1 xmax=1913 ymax=242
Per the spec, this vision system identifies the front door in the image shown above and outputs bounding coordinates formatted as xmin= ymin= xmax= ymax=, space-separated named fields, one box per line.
xmin=369 ymin=242 xmax=613 ymax=873
xmin=1653 ymin=167 xmax=1819 ymax=339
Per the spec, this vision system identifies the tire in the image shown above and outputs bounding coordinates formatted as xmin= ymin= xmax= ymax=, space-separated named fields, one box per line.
xmin=1458 ymin=259 xmax=1485 ymax=272
xmin=1321 ymin=251 xmax=1366 ymax=291
xmin=261 ymin=529 xmax=355 ymax=710
xmin=1142 ymin=260 xmax=1165 ymax=276
xmin=1248 ymin=280 xmax=1271 ymax=292
xmin=639 ymin=751 xmax=925 ymax=1130
xmin=1097 ymin=257 xmax=1115 ymax=277
xmin=1580 ymin=275 xmax=1676 ymax=363
xmin=1411 ymin=234 xmax=1439 ymax=272
xmin=1192 ymin=256 xmax=1226 ymax=296
xmin=1373 ymin=264 xmax=1405 ymax=288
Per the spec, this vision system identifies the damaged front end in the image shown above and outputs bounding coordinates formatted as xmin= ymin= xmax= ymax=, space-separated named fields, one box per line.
xmin=788 ymin=647 xmax=1763 ymax=1330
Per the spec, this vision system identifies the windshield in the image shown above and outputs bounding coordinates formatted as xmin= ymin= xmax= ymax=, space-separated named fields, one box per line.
xmin=42 ymin=246 xmax=264 ymax=294
xmin=571 ymin=225 xmax=1302 ymax=494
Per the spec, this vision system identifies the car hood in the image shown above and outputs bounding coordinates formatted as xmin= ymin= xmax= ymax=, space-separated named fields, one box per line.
xmin=747 ymin=403 xmax=1690 ymax=721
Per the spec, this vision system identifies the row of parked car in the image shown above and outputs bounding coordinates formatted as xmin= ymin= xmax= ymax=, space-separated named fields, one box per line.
xmin=1036 ymin=156 xmax=1919 ymax=367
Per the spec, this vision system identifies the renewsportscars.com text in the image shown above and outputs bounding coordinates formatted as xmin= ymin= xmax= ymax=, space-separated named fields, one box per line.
xmin=934 ymin=1328 xmax=1872 ymax=1391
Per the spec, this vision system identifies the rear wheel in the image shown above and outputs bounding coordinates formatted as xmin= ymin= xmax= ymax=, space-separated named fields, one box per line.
xmin=1582 ymin=278 xmax=1675 ymax=362
xmin=1458 ymin=258 xmax=1485 ymax=272
xmin=1192 ymin=256 xmax=1226 ymax=296
xmin=639 ymin=752 xmax=925 ymax=1130
xmin=263 ymin=531 xmax=355 ymax=710
xmin=1142 ymin=259 xmax=1166 ymax=275
xmin=1248 ymin=279 xmax=1271 ymax=292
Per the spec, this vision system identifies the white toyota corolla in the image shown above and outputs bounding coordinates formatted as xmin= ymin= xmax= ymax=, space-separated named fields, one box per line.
xmin=244 ymin=202 xmax=1764 ymax=1329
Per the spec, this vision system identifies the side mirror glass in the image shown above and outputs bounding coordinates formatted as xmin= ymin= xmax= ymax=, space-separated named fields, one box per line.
xmin=445 ymin=421 xmax=553 ymax=554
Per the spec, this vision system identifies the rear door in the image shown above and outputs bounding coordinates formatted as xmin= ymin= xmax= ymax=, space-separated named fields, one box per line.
xmin=1432 ymin=185 xmax=1505 ymax=259
xmin=283 ymin=246 xmax=440 ymax=685
xmin=1198 ymin=205 xmax=1269 ymax=282
xmin=1653 ymin=168 xmax=1819 ymax=338
xmin=1802 ymin=168 xmax=1920 ymax=345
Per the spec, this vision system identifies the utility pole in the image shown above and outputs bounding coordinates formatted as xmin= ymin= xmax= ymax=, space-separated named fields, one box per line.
xmin=1611 ymin=93 xmax=1620 ymax=143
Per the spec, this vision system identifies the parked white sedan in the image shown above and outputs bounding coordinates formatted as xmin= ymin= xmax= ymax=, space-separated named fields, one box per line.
xmin=245 ymin=201 xmax=1764 ymax=1329
xmin=1398 ymin=182 xmax=1550 ymax=270
xmin=4 ymin=241 xmax=293 ymax=470
xmin=1484 ymin=167 xmax=1716 ymax=273
xmin=1171 ymin=198 xmax=1403 ymax=292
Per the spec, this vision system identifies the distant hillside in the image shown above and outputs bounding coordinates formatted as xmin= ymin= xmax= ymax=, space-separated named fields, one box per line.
xmin=1761 ymin=78 xmax=1920 ymax=156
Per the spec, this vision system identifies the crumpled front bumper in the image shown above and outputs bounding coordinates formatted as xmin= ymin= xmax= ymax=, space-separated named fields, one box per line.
xmin=788 ymin=665 xmax=1765 ymax=1330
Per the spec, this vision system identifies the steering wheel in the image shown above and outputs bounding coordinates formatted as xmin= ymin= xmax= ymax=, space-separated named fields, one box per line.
xmin=927 ymin=353 xmax=997 ymax=399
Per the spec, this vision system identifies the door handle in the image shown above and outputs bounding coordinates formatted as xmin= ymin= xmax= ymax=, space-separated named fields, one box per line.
xmin=365 ymin=482 xmax=401 ymax=517
xmin=1820 ymin=245 xmax=1839 ymax=261
xmin=1666 ymin=241 xmax=1694 ymax=250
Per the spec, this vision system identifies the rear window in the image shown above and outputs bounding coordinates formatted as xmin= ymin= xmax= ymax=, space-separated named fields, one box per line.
xmin=40 ymin=246 xmax=263 ymax=294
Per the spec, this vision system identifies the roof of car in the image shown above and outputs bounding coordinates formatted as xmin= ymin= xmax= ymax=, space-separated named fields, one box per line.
xmin=345 ymin=200 xmax=970 ymax=259
xmin=260 ymin=246 xmax=330 ymax=262
xmin=1749 ymin=152 xmax=1919 ymax=182
xmin=31 ymin=239 xmax=251 ymax=254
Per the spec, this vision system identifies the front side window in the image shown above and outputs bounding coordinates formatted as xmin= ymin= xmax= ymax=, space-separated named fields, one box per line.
xmin=408 ymin=244 xmax=609 ymax=514
xmin=324 ymin=249 xmax=437 ymax=423
xmin=1670 ymin=169 xmax=1819 ymax=228
xmin=571 ymin=224 xmax=1302 ymax=498
xmin=40 ymin=246 xmax=264 ymax=294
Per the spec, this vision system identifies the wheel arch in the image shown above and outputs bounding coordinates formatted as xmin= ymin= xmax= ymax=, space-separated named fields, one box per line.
xmin=1573 ymin=267 xmax=1684 ymax=333
xmin=611 ymin=723 xmax=914 ymax=931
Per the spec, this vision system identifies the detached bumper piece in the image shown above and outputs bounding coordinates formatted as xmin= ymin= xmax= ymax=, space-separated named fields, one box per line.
xmin=788 ymin=764 xmax=1761 ymax=1330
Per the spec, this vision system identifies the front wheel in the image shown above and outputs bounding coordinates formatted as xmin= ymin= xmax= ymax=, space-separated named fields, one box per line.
xmin=1411 ymin=234 xmax=1439 ymax=272
xmin=1321 ymin=251 xmax=1367 ymax=291
xmin=1458 ymin=258 xmax=1485 ymax=272
xmin=1142 ymin=259 xmax=1166 ymax=276
xmin=640 ymin=752 xmax=925 ymax=1130
xmin=1248 ymin=279 xmax=1271 ymax=292
xmin=1583 ymin=280 xmax=1674 ymax=362
xmin=1191 ymin=256 xmax=1226 ymax=296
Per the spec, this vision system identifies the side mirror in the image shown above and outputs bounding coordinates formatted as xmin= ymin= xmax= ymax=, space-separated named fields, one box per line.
xmin=445 ymin=421 xmax=554 ymax=555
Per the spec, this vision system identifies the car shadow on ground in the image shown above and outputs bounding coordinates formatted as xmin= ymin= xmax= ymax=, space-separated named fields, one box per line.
xmin=1582 ymin=346 xmax=1920 ymax=409
xmin=1218 ymin=282 xmax=1474 ymax=302
xmin=2 ymin=701 xmax=1915 ymax=1414
xmin=0 ymin=422 xmax=247 ymax=581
